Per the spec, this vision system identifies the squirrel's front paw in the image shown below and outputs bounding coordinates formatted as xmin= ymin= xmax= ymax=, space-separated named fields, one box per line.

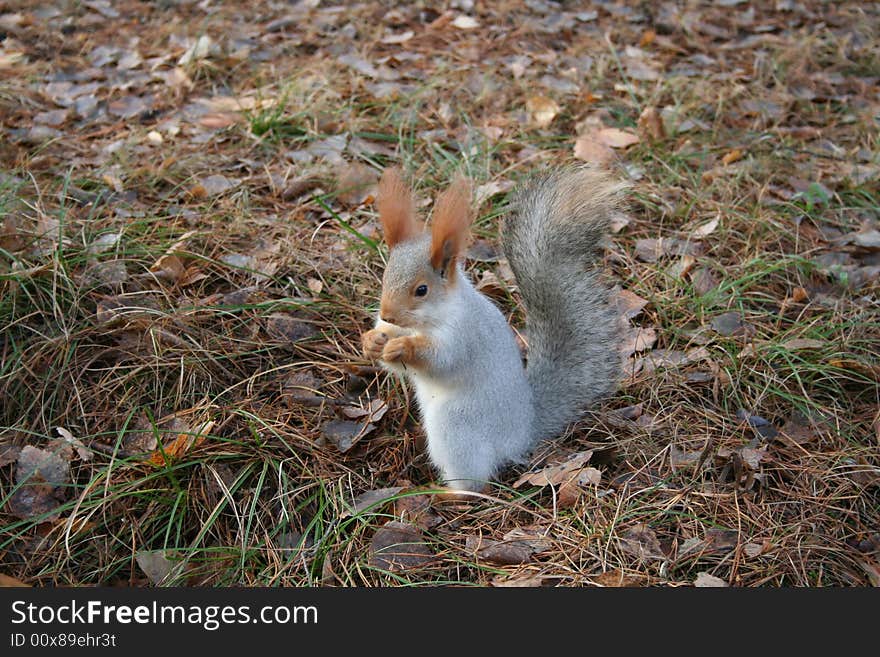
xmin=381 ymin=335 xmax=413 ymax=364
xmin=362 ymin=329 xmax=388 ymax=361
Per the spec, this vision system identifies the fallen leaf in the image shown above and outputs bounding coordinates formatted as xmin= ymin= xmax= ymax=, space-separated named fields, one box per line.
xmin=595 ymin=128 xmax=640 ymax=148
xmin=321 ymin=419 xmax=376 ymax=453
xmin=780 ymin=338 xmax=825 ymax=351
xmin=735 ymin=409 xmax=779 ymax=440
xmin=0 ymin=444 xmax=22 ymax=467
xmin=474 ymin=180 xmax=513 ymax=207
xmin=669 ymin=445 xmax=701 ymax=468
xmin=637 ymin=106 xmax=665 ymax=141
xmin=722 ymin=149 xmax=744 ymax=165
xmin=619 ymin=524 xmax=666 ymax=563
xmin=491 ymin=574 xmax=546 ymax=587
xmin=694 ymin=572 xmax=728 ymax=587
xmin=513 ymin=451 xmax=595 ymax=488
xmin=147 ymin=420 xmax=214 ymax=466
xmin=340 ymin=398 xmax=388 ymax=423
xmin=452 ymin=15 xmax=480 ymax=30
xmin=635 ymin=238 xmax=704 ymax=262
xmin=667 ymin=254 xmax=697 ymax=279
xmin=265 ymin=313 xmax=317 ymax=343
xmin=307 ymin=277 xmax=323 ymax=294
xmin=136 ymin=550 xmax=175 ymax=585
xmin=199 ymin=113 xmax=238 ymax=129
xmin=54 ymin=427 xmax=92 ymax=461
xmin=194 ymin=174 xmax=241 ymax=197
xmin=593 ymin=569 xmax=642 ymax=587
xmin=8 ymin=446 xmax=71 ymax=521
xmin=574 ymin=133 xmax=615 ymax=164
xmin=691 ymin=268 xmax=719 ymax=295
xmin=526 ymin=96 xmax=560 ymax=128
xmin=0 ymin=574 xmax=30 ymax=587
xmin=336 ymin=162 xmax=378 ymax=206
xmin=380 ymin=30 xmax=414 ymax=44
xmin=178 ymin=35 xmax=215 ymax=65
xmin=616 ymin=289 xmax=650 ymax=319
xmin=710 ymin=311 xmax=753 ymax=337
xmin=621 ymin=326 xmax=657 ymax=356
xmin=369 ymin=521 xmax=434 ymax=571
xmin=108 ymin=95 xmax=152 ymax=119
xmin=150 ymin=254 xmax=185 ymax=282
xmin=342 ymin=486 xmax=405 ymax=518
xmin=691 ymin=217 xmax=720 ymax=238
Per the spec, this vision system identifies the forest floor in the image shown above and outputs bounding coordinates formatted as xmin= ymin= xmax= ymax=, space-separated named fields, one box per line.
xmin=1 ymin=0 xmax=878 ymax=587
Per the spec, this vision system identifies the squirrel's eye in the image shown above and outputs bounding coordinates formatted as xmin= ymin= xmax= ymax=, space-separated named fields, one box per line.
xmin=415 ymin=284 xmax=428 ymax=297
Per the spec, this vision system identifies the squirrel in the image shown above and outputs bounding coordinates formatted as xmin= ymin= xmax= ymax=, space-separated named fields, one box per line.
xmin=361 ymin=166 xmax=624 ymax=492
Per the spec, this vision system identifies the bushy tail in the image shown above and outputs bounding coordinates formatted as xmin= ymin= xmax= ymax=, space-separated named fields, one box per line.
xmin=501 ymin=166 xmax=625 ymax=441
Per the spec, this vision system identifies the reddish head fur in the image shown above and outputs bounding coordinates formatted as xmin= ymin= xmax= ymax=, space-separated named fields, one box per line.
xmin=430 ymin=175 xmax=472 ymax=275
xmin=377 ymin=167 xmax=420 ymax=247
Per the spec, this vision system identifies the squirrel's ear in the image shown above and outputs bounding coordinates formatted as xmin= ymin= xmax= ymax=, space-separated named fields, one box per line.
xmin=430 ymin=175 xmax=472 ymax=276
xmin=377 ymin=167 xmax=420 ymax=248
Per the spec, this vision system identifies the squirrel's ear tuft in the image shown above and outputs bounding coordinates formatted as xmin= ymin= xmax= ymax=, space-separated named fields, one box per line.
xmin=377 ymin=167 xmax=420 ymax=247
xmin=430 ymin=175 xmax=472 ymax=276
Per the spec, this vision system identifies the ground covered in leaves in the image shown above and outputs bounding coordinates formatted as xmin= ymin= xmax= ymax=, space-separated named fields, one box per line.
xmin=1 ymin=1 xmax=878 ymax=587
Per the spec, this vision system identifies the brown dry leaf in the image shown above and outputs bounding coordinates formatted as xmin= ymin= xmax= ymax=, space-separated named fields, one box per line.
xmin=593 ymin=569 xmax=642 ymax=587
xmin=621 ymin=326 xmax=657 ymax=357
xmin=669 ymin=445 xmax=701 ymax=468
xmin=0 ymin=444 xmax=22 ymax=467
xmin=619 ymin=524 xmax=666 ymax=563
xmin=526 ymin=96 xmax=560 ymax=128
xmin=780 ymin=338 xmax=825 ymax=351
xmin=108 ymin=95 xmax=152 ymax=119
xmin=635 ymin=238 xmax=704 ymax=263
xmin=196 ymin=174 xmax=241 ymax=197
xmin=199 ymin=112 xmax=239 ymax=129
xmin=321 ymin=419 xmax=376 ymax=453
xmin=136 ymin=550 xmax=175 ymax=585
xmin=513 ymin=451 xmax=594 ymax=488
xmin=265 ymin=313 xmax=317 ymax=343
xmin=595 ymin=127 xmax=640 ymax=149
xmin=573 ymin=133 xmax=614 ymax=164
xmin=722 ymin=149 xmax=744 ymax=165
xmin=340 ymin=398 xmax=388 ymax=423
xmin=491 ymin=573 xmax=546 ymax=587
xmin=474 ymin=179 xmax=514 ymax=207
xmin=342 ymin=486 xmax=405 ymax=518
xmin=691 ymin=216 xmax=720 ymax=238
xmin=8 ymin=446 xmax=71 ymax=521
xmin=54 ymin=427 xmax=92 ymax=461
xmin=668 ymin=254 xmax=697 ymax=279
xmin=694 ymin=572 xmax=728 ymax=587
xmin=369 ymin=521 xmax=434 ymax=572
xmin=691 ymin=268 xmax=719 ymax=295
xmin=0 ymin=573 xmax=30 ymax=587
xmin=475 ymin=270 xmax=508 ymax=299
xmin=178 ymin=266 xmax=209 ymax=287
xmin=616 ymin=289 xmax=650 ymax=319
xmin=150 ymin=254 xmax=185 ymax=282
xmin=637 ymin=106 xmax=666 ymax=141
xmin=859 ymin=559 xmax=880 ymax=587
xmin=336 ymin=162 xmax=378 ymax=206
xmin=468 ymin=537 xmax=535 ymax=565
xmin=147 ymin=420 xmax=214 ymax=466
xmin=452 ymin=15 xmax=480 ymax=30
xmin=710 ymin=311 xmax=754 ymax=337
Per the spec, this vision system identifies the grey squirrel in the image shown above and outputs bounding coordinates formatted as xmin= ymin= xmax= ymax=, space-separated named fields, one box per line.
xmin=362 ymin=166 xmax=624 ymax=492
